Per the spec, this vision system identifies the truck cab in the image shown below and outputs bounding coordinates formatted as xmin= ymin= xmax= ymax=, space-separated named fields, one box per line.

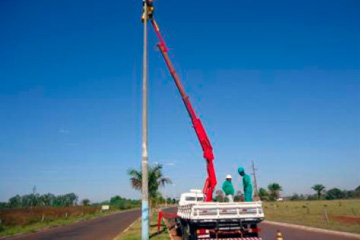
xmin=179 ymin=189 xmax=205 ymax=206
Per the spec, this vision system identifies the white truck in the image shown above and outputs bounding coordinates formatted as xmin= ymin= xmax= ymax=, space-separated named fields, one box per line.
xmin=176 ymin=190 xmax=264 ymax=240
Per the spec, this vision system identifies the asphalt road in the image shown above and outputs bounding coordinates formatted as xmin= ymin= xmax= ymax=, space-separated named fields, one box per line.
xmin=2 ymin=209 xmax=140 ymax=240
xmin=164 ymin=207 xmax=360 ymax=240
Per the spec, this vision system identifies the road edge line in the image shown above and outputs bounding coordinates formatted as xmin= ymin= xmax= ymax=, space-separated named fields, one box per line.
xmin=263 ymin=220 xmax=360 ymax=239
xmin=112 ymin=217 xmax=140 ymax=240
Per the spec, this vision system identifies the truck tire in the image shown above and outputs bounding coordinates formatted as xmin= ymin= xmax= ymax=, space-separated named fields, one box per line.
xmin=248 ymin=223 xmax=259 ymax=237
xmin=176 ymin=225 xmax=182 ymax=236
xmin=181 ymin=221 xmax=188 ymax=240
xmin=189 ymin=224 xmax=198 ymax=240
xmin=175 ymin=218 xmax=182 ymax=236
xmin=181 ymin=222 xmax=198 ymax=240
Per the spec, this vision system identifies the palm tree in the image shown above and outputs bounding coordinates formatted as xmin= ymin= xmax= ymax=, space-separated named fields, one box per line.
xmin=312 ymin=184 xmax=325 ymax=199
xmin=128 ymin=163 xmax=172 ymax=207
xmin=81 ymin=199 xmax=91 ymax=206
xmin=268 ymin=183 xmax=283 ymax=201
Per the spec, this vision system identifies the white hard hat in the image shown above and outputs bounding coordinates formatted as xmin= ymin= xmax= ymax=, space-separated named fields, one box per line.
xmin=226 ymin=174 xmax=232 ymax=179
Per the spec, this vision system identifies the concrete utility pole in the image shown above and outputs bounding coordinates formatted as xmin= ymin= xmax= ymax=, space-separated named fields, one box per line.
xmin=141 ymin=1 xmax=149 ymax=239
xmin=251 ymin=161 xmax=259 ymax=199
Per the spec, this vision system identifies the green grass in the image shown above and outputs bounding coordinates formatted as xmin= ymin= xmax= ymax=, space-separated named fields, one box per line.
xmin=263 ymin=199 xmax=360 ymax=234
xmin=117 ymin=210 xmax=170 ymax=240
xmin=0 ymin=209 xmax=123 ymax=237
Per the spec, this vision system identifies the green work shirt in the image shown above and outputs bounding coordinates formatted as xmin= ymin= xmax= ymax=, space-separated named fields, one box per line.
xmin=222 ymin=180 xmax=235 ymax=195
xmin=243 ymin=174 xmax=253 ymax=192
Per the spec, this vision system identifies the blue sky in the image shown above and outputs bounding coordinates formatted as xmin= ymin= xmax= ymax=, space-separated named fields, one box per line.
xmin=0 ymin=0 xmax=359 ymax=202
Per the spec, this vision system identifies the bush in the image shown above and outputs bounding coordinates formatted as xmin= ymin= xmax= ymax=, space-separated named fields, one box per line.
xmin=325 ymin=188 xmax=345 ymax=200
xmin=0 ymin=221 xmax=4 ymax=232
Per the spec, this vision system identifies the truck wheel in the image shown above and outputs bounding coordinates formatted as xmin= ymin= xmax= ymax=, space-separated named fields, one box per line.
xmin=175 ymin=219 xmax=182 ymax=236
xmin=176 ymin=225 xmax=182 ymax=236
xmin=248 ymin=223 xmax=259 ymax=237
xmin=189 ymin=225 xmax=198 ymax=240
xmin=181 ymin=222 xmax=189 ymax=240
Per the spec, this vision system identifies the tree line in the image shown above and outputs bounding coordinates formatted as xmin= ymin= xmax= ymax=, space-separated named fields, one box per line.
xmin=214 ymin=182 xmax=360 ymax=202
xmin=107 ymin=196 xmax=141 ymax=210
xmin=258 ymin=184 xmax=360 ymax=201
xmin=0 ymin=193 xmax=78 ymax=209
xmin=0 ymin=193 xmax=142 ymax=210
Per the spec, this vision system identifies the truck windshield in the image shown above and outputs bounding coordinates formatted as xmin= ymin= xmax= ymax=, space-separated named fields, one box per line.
xmin=185 ymin=197 xmax=204 ymax=201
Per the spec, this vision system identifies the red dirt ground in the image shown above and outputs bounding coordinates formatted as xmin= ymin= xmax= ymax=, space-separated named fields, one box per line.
xmin=331 ymin=215 xmax=360 ymax=224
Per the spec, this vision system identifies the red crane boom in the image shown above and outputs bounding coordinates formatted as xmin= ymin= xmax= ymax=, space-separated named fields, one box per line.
xmin=150 ymin=19 xmax=217 ymax=201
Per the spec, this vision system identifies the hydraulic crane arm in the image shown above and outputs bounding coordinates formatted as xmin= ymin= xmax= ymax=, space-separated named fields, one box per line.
xmin=150 ymin=19 xmax=217 ymax=201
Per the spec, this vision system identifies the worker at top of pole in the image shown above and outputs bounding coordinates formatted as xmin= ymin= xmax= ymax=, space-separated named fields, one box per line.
xmin=222 ymin=175 xmax=235 ymax=202
xmin=142 ymin=0 xmax=154 ymax=22
xmin=238 ymin=167 xmax=253 ymax=202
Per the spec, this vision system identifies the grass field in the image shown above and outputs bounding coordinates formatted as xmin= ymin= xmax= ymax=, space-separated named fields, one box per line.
xmin=117 ymin=210 xmax=170 ymax=240
xmin=263 ymin=199 xmax=360 ymax=234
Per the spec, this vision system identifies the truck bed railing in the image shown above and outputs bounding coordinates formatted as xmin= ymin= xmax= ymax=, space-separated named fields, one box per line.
xmin=178 ymin=201 xmax=264 ymax=221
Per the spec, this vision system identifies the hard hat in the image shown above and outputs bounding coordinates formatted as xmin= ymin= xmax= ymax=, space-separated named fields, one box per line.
xmin=238 ymin=167 xmax=245 ymax=174
xmin=226 ymin=174 xmax=232 ymax=179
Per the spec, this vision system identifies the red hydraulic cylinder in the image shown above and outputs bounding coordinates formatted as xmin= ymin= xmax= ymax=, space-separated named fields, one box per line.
xmin=150 ymin=19 xmax=217 ymax=201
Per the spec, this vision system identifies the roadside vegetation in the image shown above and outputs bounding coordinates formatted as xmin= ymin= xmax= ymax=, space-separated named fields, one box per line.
xmin=258 ymin=184 xmax=360 ymax=202
xmin=0 ymin=191 xmax=140 ymax=237
xmin=263 ymin=199 xmax=360 ymax=234
xmin=214 ymin=182 xmax=360 ymax=203
xmin=116 ymin=210 xmax=170 ymax=240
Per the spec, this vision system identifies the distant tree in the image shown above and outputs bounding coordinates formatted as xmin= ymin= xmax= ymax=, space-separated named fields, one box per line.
xmin=0 ymin=202 xmax=8 ymax=209
xmin=110 ymin=196 xmax=140 ymax=210
xmin=268 ymin=183 xmax=283 ymax=201
xmin=40 ymin=193 xmax=56 ymax=206
xmin=354 ymin=186 xmax=360 ymax=198
xmin=110 ymin=196 xmax=123 ymax=205
xmin=53 ymin=193 xmax=78 ymax=207
xmin=81 ymin=199 xmax=91 ymax=206
xmin=53 ymin=195 xmax=64 ymax=207
xmin=290 ymin=194 xmax=306 ymax=201
xmin=325 ymin=188 xmax=345 ymax=200
xmin=290 ymin=194 xmax=300 ymax=201
xmin=307 ymin=194 xmax=318 ymax=201
xmin=259 ymin=188 xmax=269 ymax=201
xmin=9 ymin=195 xmax=22 ymax=208
xmin=65 ymin=193 xmax=78 ymax=206
xmin=128 ymin=163 xmax=171 ymax=207
xmin=312 ymin=184 xmax=326 ymax=199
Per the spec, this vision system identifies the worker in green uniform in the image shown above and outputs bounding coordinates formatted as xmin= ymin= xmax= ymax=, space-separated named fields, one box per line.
xmin=222 ymin=175 xmax=235 ymax=202
xmin=238 ymin=167 xmax=253 ymax=202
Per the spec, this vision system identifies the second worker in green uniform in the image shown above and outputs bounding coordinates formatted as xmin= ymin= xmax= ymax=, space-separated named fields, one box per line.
xmin=238 ymin=167 xmax=253 ymax=202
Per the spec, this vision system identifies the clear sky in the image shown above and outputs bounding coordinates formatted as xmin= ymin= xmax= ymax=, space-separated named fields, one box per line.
xmin=0 ymin=0 xmax=359 ymax=202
